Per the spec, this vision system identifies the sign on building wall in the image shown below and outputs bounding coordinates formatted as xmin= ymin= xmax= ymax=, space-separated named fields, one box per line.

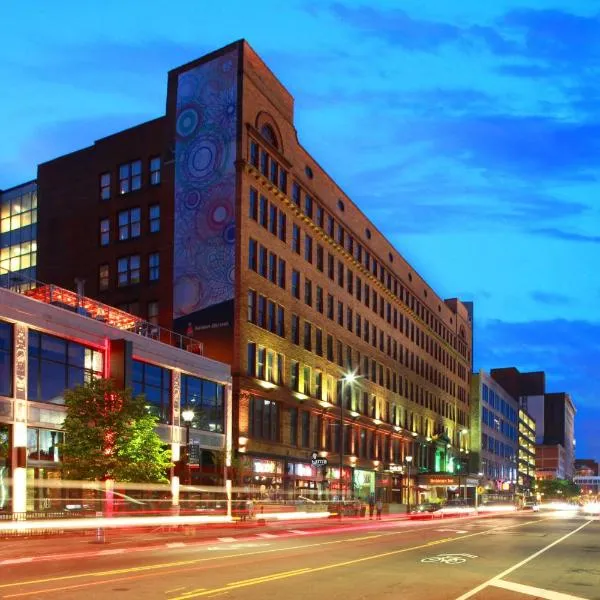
xmin=173 ymin=48 xmax=238 ymax=334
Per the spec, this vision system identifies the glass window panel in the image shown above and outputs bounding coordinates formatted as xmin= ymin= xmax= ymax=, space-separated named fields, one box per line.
xmin=40 ymin=361 xmax=66 ymax=403
xmin=27 ymin=428 xmax=39 ymax=460
xmin=68 ymin=366 xmax=85 ymax=388
xmin=67 ymin=342 xmax=86 ymax=366
xmin=41 ymin=335 xmax=66 ymax=363
xmin=132 ymin=160 xmax=142 ymax=175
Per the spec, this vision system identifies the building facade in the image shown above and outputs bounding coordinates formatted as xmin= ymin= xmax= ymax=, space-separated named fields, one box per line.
xmin=491 ymin=367 xmax=576 ymax=481
xmin=0 ymin=284 xmax=231 ymax=513
xmin=0 ymin=181 xmax=38 ymax=291
xmin=469 ymin=371 xmax=518 ymax=501
xmin=34 ymin=40 xmax=473 ymax=506
xmin=518 ymin=408 xmax=536 ymax=497
xmin=574 ymin=459 xmax=599 ymax=496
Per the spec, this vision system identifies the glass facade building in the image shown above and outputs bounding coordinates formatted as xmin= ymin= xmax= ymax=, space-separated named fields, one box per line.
xmin=0 ymin=181 xmax=37 ymax=290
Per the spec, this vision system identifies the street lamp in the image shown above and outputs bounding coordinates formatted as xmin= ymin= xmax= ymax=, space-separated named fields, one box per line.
xmin=181 ymin=409 xmax=195 ymax=485
xmin=339 ymin=371 xmax=357 ymax=518
xmin=405 ymin=455 xmax=413 ymax=513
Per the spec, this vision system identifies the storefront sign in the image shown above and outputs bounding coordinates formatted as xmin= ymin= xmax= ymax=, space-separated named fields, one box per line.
xmin=311 ymin=452 xmax=328 ymax=468
xmin=254 ymin=459 xmax=278 ymax=474
xmin=387 ymin=464 xmax=404 ymax=473
xmin=422 ymin=475 xmax=458 ymax=486
xmin=295 ymin=463 xmax=314 ymax=477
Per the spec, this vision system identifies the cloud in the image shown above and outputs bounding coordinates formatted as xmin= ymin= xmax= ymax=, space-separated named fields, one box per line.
xmin=531 ymin=228 xmax=600 ymax=244
xmin=530 ymin=291 xmax=572 ymax=306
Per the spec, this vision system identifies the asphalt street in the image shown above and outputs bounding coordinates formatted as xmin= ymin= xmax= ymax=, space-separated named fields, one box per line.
xmin=0 ymin=513 xmax=598 ymax=600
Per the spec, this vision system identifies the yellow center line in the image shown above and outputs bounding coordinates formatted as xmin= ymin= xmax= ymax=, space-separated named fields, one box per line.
xmin=169 ymin=518 xmax=550 ymax=600
xmin=0 ymin=517 xmax=549 ymax=596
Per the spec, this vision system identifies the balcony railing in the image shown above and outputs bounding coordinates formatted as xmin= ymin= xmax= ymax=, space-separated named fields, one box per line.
xmin=0 ymin=268 xmax=203 ymax=356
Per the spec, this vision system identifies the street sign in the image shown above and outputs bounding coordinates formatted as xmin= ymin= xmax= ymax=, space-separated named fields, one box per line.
xmin=188 ymin=443 xmax=200 ymax=465
xmin=311 ymin=451 xmax=328 ymax=468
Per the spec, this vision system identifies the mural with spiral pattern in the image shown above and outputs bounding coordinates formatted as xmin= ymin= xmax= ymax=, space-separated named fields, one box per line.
xmin=173 ymin=48 xmax=238 ymax=324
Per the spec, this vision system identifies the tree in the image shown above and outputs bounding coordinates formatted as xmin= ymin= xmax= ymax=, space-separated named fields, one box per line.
xmin=537 ymin=478 xmax=580 ymax=499
xmin=61 ymin=378 xmax=172 ymax=482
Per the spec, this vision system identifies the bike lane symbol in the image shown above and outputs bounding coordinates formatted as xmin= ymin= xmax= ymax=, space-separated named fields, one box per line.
xmin=421 ymin=553 xmax=478 ymax=565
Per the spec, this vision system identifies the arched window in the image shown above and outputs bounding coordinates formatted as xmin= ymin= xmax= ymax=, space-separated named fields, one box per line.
xmin=260 ymin=124 xmax=278 ymax=148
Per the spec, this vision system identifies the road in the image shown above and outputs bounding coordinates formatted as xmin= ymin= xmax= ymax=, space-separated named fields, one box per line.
xmin=1 ymin=513 xmax=598 ymax=599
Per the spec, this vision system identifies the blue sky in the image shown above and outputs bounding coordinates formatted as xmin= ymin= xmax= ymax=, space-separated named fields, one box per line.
xmin=2 ymin=1 xmax=598 ymax=459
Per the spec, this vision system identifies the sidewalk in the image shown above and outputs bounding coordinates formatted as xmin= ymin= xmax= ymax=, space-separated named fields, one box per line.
xmin=0 ymin=513 xmax=410 ymax=565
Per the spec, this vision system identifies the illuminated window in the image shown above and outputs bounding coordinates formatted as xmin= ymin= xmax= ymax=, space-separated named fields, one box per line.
xmin=119 ymin=160 xmax=142 ymax=194
xmin=98 ymin=264 xmax=109 ymax=290
xmin=100 ymin=173 xmax=111 ymax=200
xmin=133 ymin=360 xmax=171 ymax=424
xmin=99 ymin=218 xmax=110 ymax=246
xmin=0 ymin=320 xmax=12 ymax=397
xmin=148 ymin=252 xmax=160 ymax=281
xmin=117 ymin=255 xmax=140 ymax=287
xmin=181 ymin=374 xmax=225 ymax=433
xmin=149 ymin=157 xmax=161 ymax=185
xmin=118 ymin=208 xmax=141 ymax=240
xmin=149 ymin=204 xmax=160 ymax=233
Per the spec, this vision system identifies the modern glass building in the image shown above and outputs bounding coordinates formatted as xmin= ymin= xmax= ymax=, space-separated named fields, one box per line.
xmin=0 ymin=181 xmax=37 ymax=290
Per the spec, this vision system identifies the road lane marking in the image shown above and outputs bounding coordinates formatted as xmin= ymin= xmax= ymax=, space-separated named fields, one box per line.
xmin=490 ymin=579 xmax=589 ymax=600
xmin=166 ymin=543 xmax=186 ymax=549
xmin=257 ymin=533 xmax=277 ymax=538
xmin=0 ymin=516 xmax=549 ymax=597
xmin=454 ymin=519 xmax=594 ymax=600
xmin=437 ymin=529 xmax=467 ymax=534
xmin=216 ymin=537 xmax=235 ymax=542
xmin=168 ymin=520 xmax=549 ymax=599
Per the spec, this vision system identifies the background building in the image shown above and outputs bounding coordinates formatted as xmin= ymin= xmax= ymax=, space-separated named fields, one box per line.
xmin=31 ymin=40 xmax=473 ymax=508
xmin=518 ymin=408 xmax=536 ymax=497
xmin=491 ymin=367 xmax=576 ymax=481
xmin=574 ymin=459 xmax=599 ymax=497
xmin=0 ymin=283 xmax=231 ymax=514
xmin=469 ymin=371 xmax=518 ymax=502
xmin=0 ymin=181 xmax=38 ymax=291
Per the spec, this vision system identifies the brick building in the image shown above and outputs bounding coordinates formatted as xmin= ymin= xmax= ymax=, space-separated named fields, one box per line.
xmin=34 ymin=40 xmax=473 ymax=505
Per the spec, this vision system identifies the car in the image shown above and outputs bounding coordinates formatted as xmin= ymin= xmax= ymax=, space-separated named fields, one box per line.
xmin=411 ymin=503 xmax=441 ymax=514
xmin=522 ymin=501 xmax=540 ymax=512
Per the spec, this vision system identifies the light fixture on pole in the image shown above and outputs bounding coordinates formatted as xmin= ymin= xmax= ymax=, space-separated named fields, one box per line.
xmin=405 ymin=455 xmax=413 ymax=514
xmin=181 ymin=409 xmax=195 ymax=486
xmin=339 ymin=371 xmax=357 ymax=519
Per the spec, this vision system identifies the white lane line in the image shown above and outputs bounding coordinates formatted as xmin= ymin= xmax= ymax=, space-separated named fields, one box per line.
xmin=166 ymin=542 xmax=186 ymax=548
xmin=258 ymin=533 xmax=277 ymax=538
xmin=97 ymin=549 xmax=126 ymax=555
xmin=455 ymin=519 xmax=594 ymax=600
xmin=491 ymin=579 xmax=588 ymax=600
xmin=217 ymin=537 xmax=236 ymax=542
xmin=0 ymin=557 xmax=33 ymax=565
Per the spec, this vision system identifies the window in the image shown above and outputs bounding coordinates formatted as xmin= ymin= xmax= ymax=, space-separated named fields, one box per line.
xmin=304 ymin=322 xmax=312 ymax=351
xmin=268 ymin=252 xmax=277 ymax=283
xmin=290 ymin=408 xmax=298 ymax=446
xmin=149 ymin=157 xmax=161 ymax=185
xmin=100 ymin=173 xmax=111 ymax=200
xmin=181 ymin=373 xmax=225 ymax=433
xmin=247 ymin=343 xmax=256 ymax=376
xmin=249 ymin=188 xmax=258 ymax=220
xmin=315 ymin=327 xmax=323 ymax=357
xmin=292 ymin=182 xmax=301 ymax=206
xmin=315 ymin=372 xmax=323 ymax=399
xmin=327 ymin=294 xmax=334 ymax=319
xmin=98 ymin=264 xmax=109 ymax=291
xmin=260 ymin=150 xmax=268 ymax=176
xmin=27 ymin=331 xmax=103 ymax=404
xmin=118 ymin=208 xmax=141 ymax=240
xmin=279 ymin=169 xmax=287 ymax=193
xmin=269 ymin=204 xmax=278 ymax=236
xmin=291 ymin=315 xmax=300 ymax=344
xmin=316 ymin=206 xmax=324 ymax=228
xmin=292 ymin=270 xmax=300 ymax=299
xmin=291 ymin=361 xmax=300 ymax=391
xmin=261 ymin=124 xmax=278 ymax=147
xmin=327 ymin=335 xmax=334 ymax=361
xmin=301 ymin=411 xmax=310 ymax=447
xmin=304 ymin=278 xmax=312 ymax=306
xmin=277 ymin=305 xmax=285 ymax=337
xmin=270 ymin=159 xmax=279 ymax=185
xmin=247 ymin=290 xmax=256 ymax=323
xmin=278 ymin=258 xmax=286 ymax=289
xmin=148 ymin=252 xmax=160 ymax=281
xmin=99 ymin=218 xmax=110 ymax=246
xmin=316 ymin=286 xmax=323 ymax=313
xmin=259 ymin=195 xmax=268 ymax=228
xmin=27 ymin=427 xmax=64 ymax=462
xmin=292 ymin=224 xmax=300 ymax=253
xmin=0 ymin=321 xmax=13 ymax=397
xmin=119 ymin=160 xmax=142 ymax=194
xmin=304 ymin=234 xmax=313 ymax=262
xmin=304 ymin=195 xmax=313 ymax=219
xmin=117 ymin=255 xmax=141 ymax=287
xmin=250 ymin=398 xmax=279 ymax=442
xmin=259 ymin=245 xmax=267 ymax=277
xmin=278 ymin=212 xmax=286 ymax=242
xmin=248 ymin=239 xmax=257 ymax=270
xmin=337 ymin=261 xmax=344 ymax=287
xmin=303 ymin=365 xmax=311 ymax=395
xmin=316 ymin=244 xmax=324 ymax=271
xmin=132 ymin=360 xmax=172 ymax=424
xmin=250 ymin=140 xmax=259 ymax=167
xmin=149 ymin=204 xmax=160 ymax=233
xmin=148 ymin=301 xmax=159 ymax=325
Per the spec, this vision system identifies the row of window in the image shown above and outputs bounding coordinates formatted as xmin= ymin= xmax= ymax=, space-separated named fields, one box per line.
xmin=0 ymin=323 xmax=225 ymax=433
xmin=99 ymin=157 xmax=161 ymax=200
xmin=247 ymin=233 xmax=466 ymax=383
xmin=246 ymin=168 xmax=469 ymax=361
xmin=99 ymin=205 xmax=160 ymax=246
xmin=98 ymin=252 xmax=160 ymax=290
xmin=482 ymin=384 xmax=518 ymax=423
xmin=482 ymin=432 xmax=517 ymax=461
xmin=482 ymin=406 xmax=518 ymax=443
xmin=246 ymin=341 xmax=466 ymax=436
xmin=249 ymin=396 xmax=430 ymax=465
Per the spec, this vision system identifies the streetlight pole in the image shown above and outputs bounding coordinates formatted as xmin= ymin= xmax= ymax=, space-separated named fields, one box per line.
xmin=339 ymin=372 xmax=356 ymax=519
xmin=405 ymin=455 xmax=413 ymax=513
xmin=181 ymin=409 xmax=195 ymax=487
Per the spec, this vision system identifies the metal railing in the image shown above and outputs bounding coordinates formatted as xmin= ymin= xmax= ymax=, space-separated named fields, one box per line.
xmin=0 ymin=268 xmax=203 ymax=355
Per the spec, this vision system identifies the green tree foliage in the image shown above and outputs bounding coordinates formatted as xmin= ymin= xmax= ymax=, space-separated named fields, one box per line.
xmin=61 ymin=378 xmax=172 ymax=482
xmin=537 ymin=478 xmax=581 ymax=499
